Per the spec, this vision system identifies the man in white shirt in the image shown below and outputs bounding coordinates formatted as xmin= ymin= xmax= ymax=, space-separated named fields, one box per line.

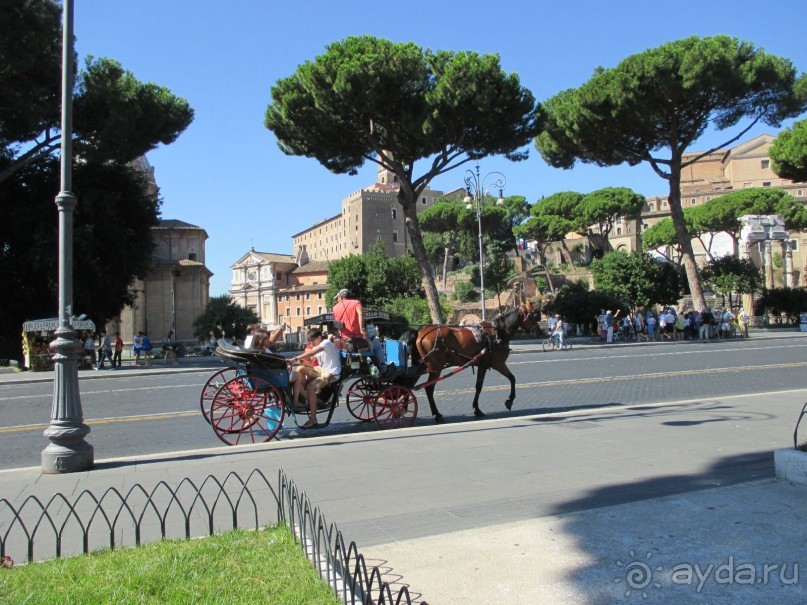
xmin=291 ymin=328 xmax=342 ymax=429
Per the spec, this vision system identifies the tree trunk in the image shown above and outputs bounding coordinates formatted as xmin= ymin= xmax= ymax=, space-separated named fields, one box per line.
xmin=401 ymin=196 xmax=444 ymax=324
xmin=538 ymin=248 xmax=557 ymax=295
xmin=560 ymin=241 xmax=577 ymax=271
xmin=668 ymin=162 xmax=706 ymax=311
xmin=441 ymin=245 xmax=450 ymax=294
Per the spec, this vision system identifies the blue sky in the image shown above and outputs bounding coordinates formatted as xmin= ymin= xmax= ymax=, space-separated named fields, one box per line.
xmin=74 ymin=0 xmax=807 ymax=295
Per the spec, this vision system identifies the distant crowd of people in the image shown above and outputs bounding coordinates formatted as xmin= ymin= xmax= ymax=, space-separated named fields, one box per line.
xmin=548 ymin=306 xmax=750 ymax=344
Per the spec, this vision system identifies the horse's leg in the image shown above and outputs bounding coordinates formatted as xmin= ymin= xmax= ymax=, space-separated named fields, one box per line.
xmin=472 ymin=365 xmax=488 ymax=417
xmin=491 ymin=360 xmax=517 ymax=410
xmin=425 ymin=373 xmax=443 ymax=423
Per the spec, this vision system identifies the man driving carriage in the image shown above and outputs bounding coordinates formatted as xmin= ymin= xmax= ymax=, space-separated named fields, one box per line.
xmin=290 ymin=328 xmax=342 ymax=429
xmin=333 ymin=288 xmax=386 ymax=374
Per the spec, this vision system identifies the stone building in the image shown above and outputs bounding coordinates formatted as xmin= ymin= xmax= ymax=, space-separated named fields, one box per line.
xmin=291 ymin=164 xmax=442 ymax=262
xmin=117 ymin=219 xmax=212 ymax=346
xmin=543 ymin=134 xmax=805 ymax=283
xmin=231 ymin=165 xmax=443 ymax=329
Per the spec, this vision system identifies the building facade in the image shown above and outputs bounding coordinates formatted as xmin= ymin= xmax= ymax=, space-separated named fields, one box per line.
xmin=231 ymin=165 xmax=444 ymax=331
xmin=118 ymin=219 xmax=212 ymax=345
xmin=291 ymin=164 xmax=443 ymax=262
xmin=600 ymin=134 xmax=805 ymax=284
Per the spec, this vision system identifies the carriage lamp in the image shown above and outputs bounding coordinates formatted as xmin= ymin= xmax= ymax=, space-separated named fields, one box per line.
xmin=463 ymin=165 xmax=506 ymax=321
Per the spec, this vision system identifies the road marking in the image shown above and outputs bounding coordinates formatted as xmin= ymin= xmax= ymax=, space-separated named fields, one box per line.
xmin=0 ymin=383 xmax=196 ymax=402
xmin=3 ymin=359 xmax=806 ymax=434
xmin=508 ymin=342 xmax=807 ymax=364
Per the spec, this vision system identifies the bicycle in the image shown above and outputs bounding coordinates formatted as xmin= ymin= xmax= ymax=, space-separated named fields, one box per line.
xmin=542 ymin=334 xmax=572 ymax=352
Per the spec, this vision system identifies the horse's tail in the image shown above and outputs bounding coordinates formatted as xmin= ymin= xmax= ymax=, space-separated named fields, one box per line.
xmin=400 ymin=330 xmax=421 ymax=366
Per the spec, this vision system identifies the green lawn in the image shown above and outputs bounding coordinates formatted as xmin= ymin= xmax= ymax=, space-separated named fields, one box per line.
xmin=0 ymin=525 xmax=339 ymax=604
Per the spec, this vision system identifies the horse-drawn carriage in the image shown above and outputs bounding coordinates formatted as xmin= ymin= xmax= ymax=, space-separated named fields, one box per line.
xmin=200 ymin=301 xmax=536 ymax=445
xmin=200 ymin=311 xmax=419 ymax=445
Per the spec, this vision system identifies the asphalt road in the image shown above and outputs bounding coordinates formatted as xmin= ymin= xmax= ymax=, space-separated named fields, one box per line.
xmin=2 ymin=337 xmax=806 ymax=469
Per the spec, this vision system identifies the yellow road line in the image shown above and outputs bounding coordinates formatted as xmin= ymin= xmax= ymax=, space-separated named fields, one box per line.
xmin=3 ymin=360 xmax=806 ymax=434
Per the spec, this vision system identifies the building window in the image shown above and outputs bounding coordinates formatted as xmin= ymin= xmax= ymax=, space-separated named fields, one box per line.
xmin=393 ymin=230 xmax=399 ymax=243
xmin=790 ymin=240 xmax=799 ymax=251
xmin=763 ymin=181 xmax=771 ymax=187
xmin=662 ymin=201 xmax=668 ymax=208
xmin=421 ymin=197 xmax=427 ymax=205
xmin=616 ymin=227 xmax=622 ymax=235
xmin=761 ymin=159 xmax=770 ymax=169
xmin=306 ymin=293 xmax=310 ymax=300
xmin=278 ymin=315 xmax=284 ymax=324
xmin=296 ymin=307 xmax=301 ymax=316
xmin=318 ymin=306 xmax=323 ymax=314
xmin=306 ymin=307 xmax=311 ymax=315
xmin=391 ymin=208 xmax=397 ymax=219
xmin=690 ymin=199 xmax=697 ymax=206
xmin=798 ymin=189 xmax=804 ymax=197
xmin=188 ymin=252 xmax=197 ymax=261
xmin=647 ymin=203 xmax=655 ymax=211
xmin=706 ymin=196 xmax=711 ymax=201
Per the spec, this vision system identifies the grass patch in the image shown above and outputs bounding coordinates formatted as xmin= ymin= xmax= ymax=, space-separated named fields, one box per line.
xmin=0 ymin=524 xmax=339 ymax=604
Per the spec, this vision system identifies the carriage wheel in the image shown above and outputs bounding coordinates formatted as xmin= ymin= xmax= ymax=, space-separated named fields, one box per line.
xmin=200 ymin=367 xmax=239 ymax=423
xmin=373 ymin=386 xmax=417 ymax=430
xmin=346 ymin=378 xmax=377 ymax=422
xmin=209 ymin=376 xmax=285 ymax=446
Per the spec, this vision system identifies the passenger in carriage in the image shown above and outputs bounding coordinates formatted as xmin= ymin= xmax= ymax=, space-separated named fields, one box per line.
xmin=245 ymin=323 xmax=286 ymax=353
xmin=290 ymin=328 xmax=342 ymax=429
xmin=332 ymin=288 xmax=386 ymax=373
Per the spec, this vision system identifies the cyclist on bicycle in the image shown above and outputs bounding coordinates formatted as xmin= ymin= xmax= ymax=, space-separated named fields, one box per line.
xmin=552 ymin=315 xmax=565 ymax=346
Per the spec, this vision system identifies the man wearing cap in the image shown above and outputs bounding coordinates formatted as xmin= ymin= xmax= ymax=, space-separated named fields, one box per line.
xmin=333 ymin=289 xmax=386 ymax=373
xmin=291 ymin=328 xmax=342 ymax=429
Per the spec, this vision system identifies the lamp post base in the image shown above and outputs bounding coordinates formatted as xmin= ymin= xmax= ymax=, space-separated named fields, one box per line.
xmin=42 ymin=440 xmax=94 ymax=474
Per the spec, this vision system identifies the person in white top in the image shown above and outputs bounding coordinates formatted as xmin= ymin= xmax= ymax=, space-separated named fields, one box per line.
xmin=291 ymin=328 xmax=342 ymax=429
xmin=552 ymin=315 xmax=564 ymax=346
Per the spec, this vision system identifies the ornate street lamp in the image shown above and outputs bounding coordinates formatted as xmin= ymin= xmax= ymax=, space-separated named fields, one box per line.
xmin=463 ymin=165 xmax=506 ymax=321
xmin=42 ymin=0 xmax=94 ymax=473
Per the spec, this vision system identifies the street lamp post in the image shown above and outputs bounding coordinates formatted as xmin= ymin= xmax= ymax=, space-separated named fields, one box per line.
xmin=42 ymin=0 xmax=94 ymax=473
xmin=463 ymin=165 xmax=506 ymax=321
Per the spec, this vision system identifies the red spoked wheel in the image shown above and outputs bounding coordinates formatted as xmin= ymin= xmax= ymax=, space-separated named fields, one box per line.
xmin=346 ymin=378 xmax=378 ymax=422
xmin=209 ymin=376 xmax=285 ymax=446
xmin=200 ymin=367 xmax=239 ymax=424
xmin=373 ymin=385 xmax=417 ymax=430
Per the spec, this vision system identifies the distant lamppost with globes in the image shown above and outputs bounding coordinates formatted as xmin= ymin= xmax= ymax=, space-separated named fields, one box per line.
xmin=463 ymin=165 xmax=506 ymax=321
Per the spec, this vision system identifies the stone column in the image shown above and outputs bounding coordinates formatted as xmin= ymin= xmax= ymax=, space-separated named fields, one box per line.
xmin=740 ymin=242 xmax=754 ymax=321
xmin=785 ymin=242 xmax=795 ymax=288
xmin=764 ymin=240 xmax=774 ymax=289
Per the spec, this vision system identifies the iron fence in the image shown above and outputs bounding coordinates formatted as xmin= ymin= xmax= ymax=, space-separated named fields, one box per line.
xmin=0 ymin=468 xmax=426 ymax=605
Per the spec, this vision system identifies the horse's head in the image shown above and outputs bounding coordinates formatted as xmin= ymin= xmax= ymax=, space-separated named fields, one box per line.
xmin=517 ymin=300 xmax=536 ymax=334
xmin=494 ymin=301 xmax=536 ymax=339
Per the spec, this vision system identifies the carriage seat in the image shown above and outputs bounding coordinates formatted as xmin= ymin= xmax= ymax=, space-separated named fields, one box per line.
xmin=340 ymin=337 xmax=372 ymax=354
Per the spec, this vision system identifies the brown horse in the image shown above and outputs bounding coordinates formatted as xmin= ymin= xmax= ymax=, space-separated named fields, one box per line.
xmin=405 ymin=302 xmax=536 ymax=422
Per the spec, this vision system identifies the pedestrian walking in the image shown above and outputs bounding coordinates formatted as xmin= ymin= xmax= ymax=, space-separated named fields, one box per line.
xmin=113 ymin=332 xmax=124 ymax=367
xmin=139 ymin=331 xmax=153 ymax=366
xmin=739 ymin=308 xmax=750 ymax=338
xmin=133 ymin=332 xmax=142 ymax=365
xmin=96 ymin=331 xmax=113 ymax=370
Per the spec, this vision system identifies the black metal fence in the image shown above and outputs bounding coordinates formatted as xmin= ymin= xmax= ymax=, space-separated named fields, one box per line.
xmin=0 ymin=468 xmax=426 ymax=605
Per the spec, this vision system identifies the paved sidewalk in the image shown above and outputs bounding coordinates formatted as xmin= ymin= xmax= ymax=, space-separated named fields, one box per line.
xmin=1 ymin=329 xmax=805 ymax=604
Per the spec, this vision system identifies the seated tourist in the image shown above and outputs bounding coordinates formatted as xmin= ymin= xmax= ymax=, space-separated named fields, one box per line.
xmin=290 ymin=328 xmax=342 ymax=429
